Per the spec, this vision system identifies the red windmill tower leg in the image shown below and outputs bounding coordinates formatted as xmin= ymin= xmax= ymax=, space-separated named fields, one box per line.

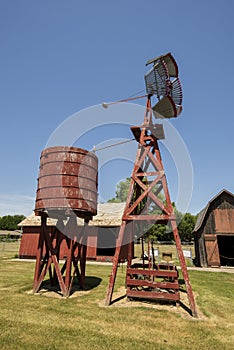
xmin=105 ymin=98 xmax=198 ymax=317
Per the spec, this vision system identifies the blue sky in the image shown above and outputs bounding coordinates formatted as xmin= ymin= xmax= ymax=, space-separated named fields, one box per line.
xmin=0 ymin=0 xmax=233 ymax=217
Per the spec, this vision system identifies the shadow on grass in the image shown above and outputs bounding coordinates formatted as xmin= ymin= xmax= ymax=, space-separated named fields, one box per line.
xmin=179 ymin=300 xmax=193 ymax=316
xmin=110 ymin=294 xmax=126 ymax=304
xmin=110 ymin=284 xmax=195 ymax=318
xmin=38 ymin=275 xmax=102 ymax=297
xmin=178 ymin=280 xmax=196 ymax=316
xmin=111 ymin=294 xmax=194 ymax=317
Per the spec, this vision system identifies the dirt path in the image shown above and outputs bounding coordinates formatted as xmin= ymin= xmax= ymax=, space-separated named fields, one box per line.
xmin=185 ymin=266 xmax=234 ymax=273
xmin=10 ymin=258 xmax=234 ymax=273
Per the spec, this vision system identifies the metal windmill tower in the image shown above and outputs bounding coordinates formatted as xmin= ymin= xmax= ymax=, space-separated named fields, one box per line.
xmin=104 ymin=53 xmax=197 ymax=317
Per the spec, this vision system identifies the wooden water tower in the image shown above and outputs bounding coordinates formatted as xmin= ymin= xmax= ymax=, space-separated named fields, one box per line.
xmin=33 ymin=146 xmax=98 ymax=296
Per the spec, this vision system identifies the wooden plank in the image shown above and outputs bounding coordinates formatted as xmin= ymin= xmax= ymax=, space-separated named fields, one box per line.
xmin=126 ymin=278 xmax=179 ymax=290
xmin=214 ymin=209 xmax=234 ymax=233
xmin=204 ymin=234 xmax=220 ymax=266
xmin=126 ymin=289 xmax=180 ymax=301
xmin=127 ymin=268 xmax=178 ymax=278
xmin=123 ymin=215 xmax=169 ymax=222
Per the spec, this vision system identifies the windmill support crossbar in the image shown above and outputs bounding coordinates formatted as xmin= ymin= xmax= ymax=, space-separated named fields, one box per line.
xmin=105 ymin=98 xmax=198 ymax=317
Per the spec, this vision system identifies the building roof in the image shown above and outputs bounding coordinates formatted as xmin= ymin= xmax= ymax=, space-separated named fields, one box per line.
xmin=0 ymin=230 xmax=21 ymax=237
xmin=18 ymin=202 xmax=126 ymax=228
xmin=193 ymin=189 xmax=234 ymax=232
xmin=88 ymin=202 xmax=125 ymax=226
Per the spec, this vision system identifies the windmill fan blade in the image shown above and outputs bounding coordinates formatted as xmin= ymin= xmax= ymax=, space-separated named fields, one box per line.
xmin=146 ymin=52 xmax=178 ymax=78
xmin=152 ymin=96 xmax=177 ymax=119
xmin=176 ymin=105 xmax=183 ymax=116
xmin=162 ymin=53 xmax=178 ymax=78
xmin=144 ymin=62 xmax=168 ymax=97
xmin=171 ymin=77 xmax=183 ymax=106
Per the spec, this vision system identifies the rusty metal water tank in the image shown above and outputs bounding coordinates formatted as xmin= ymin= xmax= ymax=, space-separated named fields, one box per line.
xmin=35 ymin=146 xmax=98 ymax=218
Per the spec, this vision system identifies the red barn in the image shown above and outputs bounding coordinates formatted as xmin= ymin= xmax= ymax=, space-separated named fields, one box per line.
xmin=19 ymin=202 xmax=129 ymax=262
xmin=193 ymin=189 xmax=234 ymax=267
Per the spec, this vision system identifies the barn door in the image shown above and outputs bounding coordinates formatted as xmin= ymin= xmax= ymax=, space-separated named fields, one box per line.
xmin=204 ymin=234 xmax=220 ymax=267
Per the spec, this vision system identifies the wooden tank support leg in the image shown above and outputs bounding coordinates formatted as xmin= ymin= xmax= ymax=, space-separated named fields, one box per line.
xmin=64 ymin=218 xmax=89 ymax=294
xmin=33 ymin=213 xmax=91 ymax=297
xmin=66 ymin=242 xmax=78 ymax=295
xmin=33 ymin=215 xmax=68 ymax=296
xmin=73 ymin=243 xmax=82 ymax=286
xmin=79 ymin=219 xmax=88 ymax=289
xmin=33 ymin=215 xmax=46 ymax=293
xmin=64 ymin=237 xmax=73 ymax=294
xmin=80 ymin=242 xmax=87 ymax=289
xmin=49 ymin=219 xmax=64 ymax=286
xmin=43 ymin=230 xmax=68 ymax=296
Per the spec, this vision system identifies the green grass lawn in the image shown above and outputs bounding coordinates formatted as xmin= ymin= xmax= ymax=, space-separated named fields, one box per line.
xmin=0 ymin=241 xmax=20 ymax=259
xmin=0 ymin=245 xmax=234 ymax=349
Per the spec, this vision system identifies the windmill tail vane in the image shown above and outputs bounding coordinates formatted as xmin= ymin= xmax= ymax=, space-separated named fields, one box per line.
xmin=102 ymin=94 xmax=147 ymax=109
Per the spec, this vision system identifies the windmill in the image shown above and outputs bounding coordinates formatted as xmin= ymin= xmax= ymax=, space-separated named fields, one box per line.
xmin=104 ymin=53 xmax=198 ymax=317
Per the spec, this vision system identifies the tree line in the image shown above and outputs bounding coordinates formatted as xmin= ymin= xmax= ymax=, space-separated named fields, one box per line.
xmin=0 ymin=178 xmax=198 ymax=241
xmin=0 ymin=215 xmax=26 ymax=231
xmin=108 ymin=178 xmax=197 ymax=242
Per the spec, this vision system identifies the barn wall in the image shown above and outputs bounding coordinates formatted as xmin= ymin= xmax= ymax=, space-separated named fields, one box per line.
xmin=95 ymin=226 xmax=131 ymax=262
xmin=96 ymin=227 xmax=117 ymax=257
xmin=202 ymin=211 xmax=215 ymax=234
xmin=194 ymin=192 xmax=234 ymax=267
xmin=19 ymin=231 xmax=39 ymax=258
xmin=86 ymin=227 xmax=98 ymax=259
xmin=213 ymin=193 xmax=234 ymax=210
xmin=19 ymin=227 xmax=51 ymax=258
xmin=19 ymin=227 xmax=99 ymax=260
xmin=203 ymin=193 xmax=234 ymax=235
xmin=214 ymin=209 xmax=234 ymax=233
xmin=19 ymin=225 xmax=129 ymax=262
xmin=194 ymin=230 xmax=207 ymax=267
xmin=204 ymin=234 xmax=220 ymax=267
xmin=19 ymin=227 xmax=71 ymax=260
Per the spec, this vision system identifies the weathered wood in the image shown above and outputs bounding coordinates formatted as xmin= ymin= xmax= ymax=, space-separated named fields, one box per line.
xmin=127 ymin=268 xmax=178 ymax=278
xmin=127 ymin=289 xmax=180 ymax=301
xmin=194 ymin=190 xmax=234 ymax=268
xmin=105 ymin=97 xmax=197 ymax=317
xmin=33 ymin=215 xmax=89 ymax=297
xmin=126 ymin=278 xmax=179 ymax=290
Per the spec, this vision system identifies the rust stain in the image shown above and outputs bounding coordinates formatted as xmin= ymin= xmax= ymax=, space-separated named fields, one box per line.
xmin=35 ymin=146 xmax=98 ymax=217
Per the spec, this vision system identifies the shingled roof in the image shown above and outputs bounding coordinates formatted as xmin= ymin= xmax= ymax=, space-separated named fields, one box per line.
xmin=18 ymin=202 xmax=126 ymax=227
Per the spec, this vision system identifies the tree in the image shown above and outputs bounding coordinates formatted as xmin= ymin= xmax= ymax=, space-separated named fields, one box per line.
xmin=177 ymin=213 xmax=197 ymax=242
xmin=0 ymin=215 xmax=26 ymax=231
xmin=107 ymin=178 xmax=196 ymax=242
xmin=147 ymin=224 xmax=168 ymax=242
xmin=108 ymin=177 xmax=131 ymax=203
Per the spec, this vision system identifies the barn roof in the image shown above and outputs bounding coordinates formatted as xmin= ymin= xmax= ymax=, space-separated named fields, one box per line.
xmin=193 ymin=189 xmax=234 ymax=232
xmin=18 ymin=202 xmax=126 ymax=227
xmin=0 ymin=230 xmax=21 ymax=237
